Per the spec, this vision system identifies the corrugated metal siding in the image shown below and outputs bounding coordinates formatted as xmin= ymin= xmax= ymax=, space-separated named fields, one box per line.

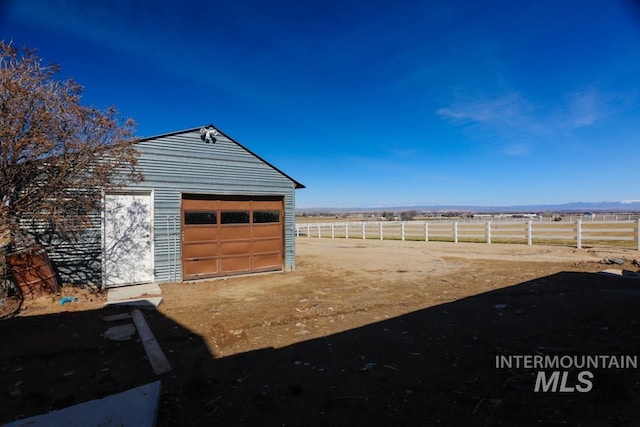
xmin=19 ymin=208 xmax=103 ymax=286
xmin=284 ymin=191 xmax=296 ymax=271
xmin=49 ymin=222 xmax=102 ymax=286
xmin=122 ymin=130 xmax=298 ymax=283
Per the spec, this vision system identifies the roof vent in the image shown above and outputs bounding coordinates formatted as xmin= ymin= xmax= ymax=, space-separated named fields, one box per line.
xmin=200 ymin=126 xmax=219 ymax=143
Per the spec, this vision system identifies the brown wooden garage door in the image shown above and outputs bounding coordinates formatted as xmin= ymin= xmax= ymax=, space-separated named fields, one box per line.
xmin=181 ymin=195 xmax=284 ymax=280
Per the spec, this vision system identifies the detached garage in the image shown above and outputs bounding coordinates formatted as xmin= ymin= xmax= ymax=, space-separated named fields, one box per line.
xmin=96 ymin=124 xmax=304 ymax=288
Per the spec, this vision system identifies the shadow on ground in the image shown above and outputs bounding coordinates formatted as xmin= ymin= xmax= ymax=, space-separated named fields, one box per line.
xmin=2 ymin=271 xmax=640 ymax=426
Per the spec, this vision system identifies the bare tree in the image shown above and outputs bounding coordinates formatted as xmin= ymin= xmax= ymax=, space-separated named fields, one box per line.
xmin=400 ymin=210 xmax=418 ymax=221
xmin=0 ymin=41 xmax=142 ymax=248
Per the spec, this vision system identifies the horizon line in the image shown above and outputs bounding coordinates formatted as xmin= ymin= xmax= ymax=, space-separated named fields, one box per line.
xmin=296 ymin=200 xmax=640 ymax=212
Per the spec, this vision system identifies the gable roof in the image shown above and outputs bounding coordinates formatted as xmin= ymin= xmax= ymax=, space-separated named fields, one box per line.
xmin=139 ymin=124 xmax=305 ymax=189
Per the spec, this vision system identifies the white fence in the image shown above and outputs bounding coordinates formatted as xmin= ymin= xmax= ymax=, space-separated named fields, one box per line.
xmin=296 ymin=219 xmax=640 ymax=251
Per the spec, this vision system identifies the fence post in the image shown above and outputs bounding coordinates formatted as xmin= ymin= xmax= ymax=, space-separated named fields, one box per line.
xmin=576 ymin=219 xmax=582 ymax=249
xmin=486 ymin=221 xmax=491 ymax=244
xmin=424 ymin=222 xmax=428 ymax=242
xmin=331 ymin=224 xmax=335 ymax=239
xmin=527 ymin=220 xmax=532 ymax=246
xmin=317 ymin=225 xmax=321 ymax=238
xmin=296 ymin=225 xmax=299 ymax=237
xmin=637 ymin=218 xmax=640 ymax=251
xmin=362 ymin=222 xmax=366 ymax=240
xmin=401 ymin=222 xmax=405 ymax=241
xmin=345 ymin=223 xmax=349 ymax=239
xmin=379 ymin=222 xmax=383 ymax=240
xmin=307 ymin=224 xmax=310 ymax=238
xmin=454 ymin=221 xmax=458 ymax=243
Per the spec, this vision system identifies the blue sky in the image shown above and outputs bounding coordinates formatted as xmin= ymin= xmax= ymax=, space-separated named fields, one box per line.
xmin=2 ymin=0 xmax=640 ymax=208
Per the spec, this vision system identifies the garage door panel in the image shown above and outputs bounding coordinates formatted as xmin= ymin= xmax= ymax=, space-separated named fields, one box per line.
xmin=182 ymin=196 xmax=283 ymax=280
xmin=220 ymin=226 xmax=251 ymax=240
xmin=183 ymin=227 xmax=218 ymax=241
xmin=252 ymin=224 xmax=281 ymax=238
xmin=253 ymin=239 xmax=281 ymax=253
xmin=184 ymin=259 xmax=218 ymax=276
xmin=220 ymin=256 xmax=251 ymax=273
xmin=255 ymin=201 xmax=282 ymax=210
xmin=183 ymin=242 xmax=216 ymax=258
xmin=253 ymin=253 xmax=282 ymax=269
xmin=219 ymin=241 xmax=251 ymax=256
xmin=218 ymin=201 xmax=252 ymax=210
xmin=182 ymin=199 xmax=213 ymax=210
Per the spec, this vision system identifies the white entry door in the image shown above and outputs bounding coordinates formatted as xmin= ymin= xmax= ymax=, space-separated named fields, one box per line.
xmin=103 ymin=193 xmax=153 ymax=287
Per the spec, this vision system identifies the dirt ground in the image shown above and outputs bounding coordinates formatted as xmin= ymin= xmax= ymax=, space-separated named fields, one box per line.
xmin=2 ymin=238 xmax=640 ymax=426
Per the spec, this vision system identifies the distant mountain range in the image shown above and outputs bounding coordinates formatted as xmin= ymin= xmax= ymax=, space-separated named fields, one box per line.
xmin=297 ymin=201 xmax=640 ymax=214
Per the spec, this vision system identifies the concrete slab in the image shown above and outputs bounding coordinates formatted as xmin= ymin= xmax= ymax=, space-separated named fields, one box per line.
xmin=4 ymin=381 xmax=161 ymax=427
xmin=107 ymin=283 xmax=162 ymax=303
xmin=104 ymin=324 xmax=137 ymax=341
xmin=598 ymin=269 xmax=640 ymax=278
xmin=104 ymin=297 xmax=163 ymax=309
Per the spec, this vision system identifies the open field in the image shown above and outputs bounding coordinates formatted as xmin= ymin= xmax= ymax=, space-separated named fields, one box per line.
xmin=2 ymin=239 xmax=640 ymax=425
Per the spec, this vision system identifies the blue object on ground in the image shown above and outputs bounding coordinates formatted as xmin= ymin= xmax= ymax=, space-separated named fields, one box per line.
xmin=59 ymin=296 xmax=79 ymax=305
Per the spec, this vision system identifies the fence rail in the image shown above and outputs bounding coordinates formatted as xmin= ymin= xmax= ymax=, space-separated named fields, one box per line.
xmin=296 ymin=220 xmax=640 ymax=250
